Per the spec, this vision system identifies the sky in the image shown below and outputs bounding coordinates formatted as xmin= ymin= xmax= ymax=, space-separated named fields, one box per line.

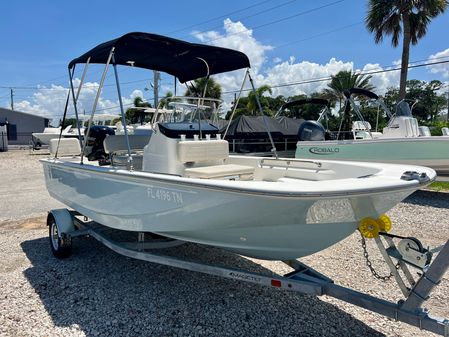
xmin=0 ymin=0 xmax=448 ymax=121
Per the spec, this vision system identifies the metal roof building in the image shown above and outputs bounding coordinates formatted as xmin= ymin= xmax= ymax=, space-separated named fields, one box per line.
xmin=0 ymin=108 xmax=50 ymax=145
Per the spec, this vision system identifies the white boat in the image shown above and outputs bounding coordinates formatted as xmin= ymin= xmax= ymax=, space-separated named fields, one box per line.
xmin=32 ymin=125 xmax=78 ymax=148
xmin=294 ymin=89 xmax=449 ymax=175
xmin=42 ymin=32 xmax=436 ymax=260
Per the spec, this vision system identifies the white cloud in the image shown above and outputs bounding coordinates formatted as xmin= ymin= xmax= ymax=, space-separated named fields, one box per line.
xmin=192 ymin=18 xmax=272 ymax=72
xmin=12 ymin=79 xmax=140 ymax=123
xmin=427 ymin=48 xmax=449 ymax=78
xmin=360 ymin=63 xmax=399 ymax=95
xmin=260 ymin=58 xmax=353 ymax=98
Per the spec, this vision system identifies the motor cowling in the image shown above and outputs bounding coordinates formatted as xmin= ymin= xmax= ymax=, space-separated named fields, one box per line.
xmin=297 ymin=120 xmax=325 ymax=141
xmin=84 ymin=125 xmax=115 ymax=164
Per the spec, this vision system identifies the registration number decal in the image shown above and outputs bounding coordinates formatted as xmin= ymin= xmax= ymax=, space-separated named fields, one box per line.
xmin=147 ymin=187 xmax=184 ymax=205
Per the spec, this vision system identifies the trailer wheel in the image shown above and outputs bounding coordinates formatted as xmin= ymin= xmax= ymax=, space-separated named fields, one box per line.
xmin=48 ymin=213 xmax=72 ymax=258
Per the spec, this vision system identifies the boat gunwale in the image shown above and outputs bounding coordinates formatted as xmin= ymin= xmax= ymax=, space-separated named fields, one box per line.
xmin=40 ymin=158 xmax=431 ymax=199
xmin=297 ymin=136 xmax=449 ymax=146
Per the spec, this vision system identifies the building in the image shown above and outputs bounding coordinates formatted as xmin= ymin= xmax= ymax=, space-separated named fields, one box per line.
xmin=0 ymin=108 xmax=51 ymax=145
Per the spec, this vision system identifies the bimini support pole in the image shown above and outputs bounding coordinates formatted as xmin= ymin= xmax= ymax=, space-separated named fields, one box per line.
xmin=54 ymin=89 xmax=71 ymax=158
xmin=81 ymin=48 xmax=114 ymax=164
xmin=112 ymin=52 xmax=133 ymax=168
xmin=195 ymin=57 xmax=211 ymax=140
xmin=68 ymin=66 xmax=83 ymax=147
xmin=223 ymin=70 xmax=248 ymax=139
xmin=247 ymin=70 xmax=278 ymax=159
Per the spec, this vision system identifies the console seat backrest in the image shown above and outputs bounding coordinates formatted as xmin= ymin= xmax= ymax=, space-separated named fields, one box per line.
xmin=177 ymin=140 xmax=229 ymax=163
xmin=103 ymin=134 xmax=152 ymax=154
xmin=49 ymin=138 xmax=81 ymax=157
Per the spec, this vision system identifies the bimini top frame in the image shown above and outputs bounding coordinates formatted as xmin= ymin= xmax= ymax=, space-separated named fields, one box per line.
xmin=59 ymin=32 xmax=279 ymax=163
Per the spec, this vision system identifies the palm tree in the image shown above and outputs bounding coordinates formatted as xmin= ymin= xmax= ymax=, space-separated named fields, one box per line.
xmin=323 ymin=71 xmax=375 ymax=137
xmin=247 ymin=85 xmax=273 ymax=115
xmin=126 ymin=96 xmax=151 ymax=124
xmin=159 ymin=91 xmax=173 ymax=109
xmin=184 ymin=77 xmax=222 ymax=100
xmin=366 ymin=0 xmax=447 ymax=100
xmin=323 ymin=70 xmax=374 ymax=109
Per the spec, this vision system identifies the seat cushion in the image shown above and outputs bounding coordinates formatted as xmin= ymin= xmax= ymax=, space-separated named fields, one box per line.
xmin=177 ymin=140 xmax=229 ymax=163
xmin=184 ymin=164 xmax=254 ymax=179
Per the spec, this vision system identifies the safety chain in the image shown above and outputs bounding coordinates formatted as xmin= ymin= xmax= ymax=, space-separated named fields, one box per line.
xmin=359 ymin=233 xmax=399 ymax=282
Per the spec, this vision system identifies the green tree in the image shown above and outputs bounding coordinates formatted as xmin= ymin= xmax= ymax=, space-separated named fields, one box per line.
xmin=184 ymin=77 xmax=222 ymax=100
xmin=159 ymin=91 xmax=174 ymax=109
xmin=366 ymin=0 xmax=448 ymax=100
xmin=125 ymin=96 xmax=151 ymax=124
xmin=383 ymin=79 xmax=447 ymax=122
xmin=247 ymin=85 xmax=273 ymax=115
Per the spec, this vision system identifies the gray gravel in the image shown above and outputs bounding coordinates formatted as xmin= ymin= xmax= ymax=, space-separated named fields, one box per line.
xmin=0 ymin=150 xmax=448 ymax=337
xmin=0 ymin=150 xmax=63 ymax=222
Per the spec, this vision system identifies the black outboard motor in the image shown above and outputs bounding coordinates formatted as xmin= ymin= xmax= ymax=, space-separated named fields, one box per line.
xmin=84 ymin=125 xmax=115 ymax=164
xmin=297 ymin=121 xmax=326 ymax=141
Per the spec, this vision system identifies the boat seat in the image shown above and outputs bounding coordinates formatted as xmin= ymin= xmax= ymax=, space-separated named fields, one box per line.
xmin=184 ymin=164 xmax=254 ymax=180
xmin=49 ymin=138 xmax=81 ymax=157
xmin=103 ymin=134 xmax=152 ymax=154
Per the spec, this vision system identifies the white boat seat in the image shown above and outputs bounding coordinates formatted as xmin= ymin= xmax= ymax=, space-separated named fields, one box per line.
xmin=49 ymin=138 xmax=81 ymax=157
xmin=178 ymin=140 xmax=229 ymax=163
xmin=184 ymin=164 xmax=254 ymax=180
xmin=104 ymin=134 xmax=152 ymax=154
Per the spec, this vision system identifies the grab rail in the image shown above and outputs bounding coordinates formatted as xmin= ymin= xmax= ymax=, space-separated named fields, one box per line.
xmin=260 ymin=158 xmax=322 ymax=169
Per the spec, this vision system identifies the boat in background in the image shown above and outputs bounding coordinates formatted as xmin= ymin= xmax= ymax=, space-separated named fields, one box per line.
xmin=295 ymin=88 xmax=449 ymax=176
xmin=32 ymin=125 xmax=79 ymax=149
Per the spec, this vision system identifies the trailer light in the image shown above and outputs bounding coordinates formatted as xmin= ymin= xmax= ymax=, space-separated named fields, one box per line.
xmin=271 ymin=279 xmax=282 ymax=287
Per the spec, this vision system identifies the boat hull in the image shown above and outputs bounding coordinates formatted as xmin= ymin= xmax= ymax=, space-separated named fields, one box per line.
xmin=41 ymin=159 xmax=419 ymax=260
xmin=296 ymin=137 xmax=449 ymax=175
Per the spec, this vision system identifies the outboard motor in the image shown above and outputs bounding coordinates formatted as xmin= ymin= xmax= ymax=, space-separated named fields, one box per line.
xmin=84 ymin=125 xmax=115 ymax=164
xmin=297 ymin=120 xmax=326 ymax=141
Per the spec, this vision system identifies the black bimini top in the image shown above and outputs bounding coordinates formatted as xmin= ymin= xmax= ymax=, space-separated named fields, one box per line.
xmin=281 ymin=98 xmax=330 ymax=111
xmin=68 ymin=32 xmax=250 ymax=83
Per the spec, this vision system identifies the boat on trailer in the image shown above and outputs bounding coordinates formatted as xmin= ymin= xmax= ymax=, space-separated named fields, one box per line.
xmin=41 ymin=32 xmax=449 ymax=336
xmin=41 ymin=33 xmax=437 ymax=260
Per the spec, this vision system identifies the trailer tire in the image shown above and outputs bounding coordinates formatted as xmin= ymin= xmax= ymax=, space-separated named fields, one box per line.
xmin=48 ymin=213 xmax=72 ymax=258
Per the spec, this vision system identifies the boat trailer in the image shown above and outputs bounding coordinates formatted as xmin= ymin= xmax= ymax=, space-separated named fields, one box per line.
xmin=48 ymin=208 xmax=449 ymax=336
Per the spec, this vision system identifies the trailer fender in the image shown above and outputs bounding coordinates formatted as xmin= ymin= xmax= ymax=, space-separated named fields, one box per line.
xmin=47 ymin=209 xmax=75 ymax=234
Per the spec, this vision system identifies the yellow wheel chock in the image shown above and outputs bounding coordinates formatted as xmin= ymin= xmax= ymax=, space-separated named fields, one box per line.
xmin=377 ymin=214 xmax=392 ymax=232
xmin=358 ymin=217 xmax=380 ymax=238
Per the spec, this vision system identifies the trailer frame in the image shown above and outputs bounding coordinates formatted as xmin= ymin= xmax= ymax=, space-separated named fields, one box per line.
xmin=47 ymin=208 xmax=449 ymax=336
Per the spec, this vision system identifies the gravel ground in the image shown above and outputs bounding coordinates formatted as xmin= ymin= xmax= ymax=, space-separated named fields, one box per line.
xmin=0 ymin=150 xmax=448 ymax=337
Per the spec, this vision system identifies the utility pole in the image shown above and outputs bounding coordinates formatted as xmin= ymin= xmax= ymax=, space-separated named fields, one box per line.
xmin=153 ymin=70 xmax=160 ymax=108
xmin=10 ymin=88 xmax=14 ymax=111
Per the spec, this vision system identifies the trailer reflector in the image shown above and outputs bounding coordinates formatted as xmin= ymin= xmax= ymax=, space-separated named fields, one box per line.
xmin=271 ymin=279 xmax=281 ymax=287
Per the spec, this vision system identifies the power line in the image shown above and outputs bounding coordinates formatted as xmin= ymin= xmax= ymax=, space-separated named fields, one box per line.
xmin=166 ymin=0 xmax=275 ymax=35
xmin=179 ymin=0 xmax=297 ymax=40
xmin=274 ymin=21 xmax=363 ymax=49
xmin=202 ymin=0 xmax=346 ymax=44
xmin=221 ymin=59 xmax=449 ymax=94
